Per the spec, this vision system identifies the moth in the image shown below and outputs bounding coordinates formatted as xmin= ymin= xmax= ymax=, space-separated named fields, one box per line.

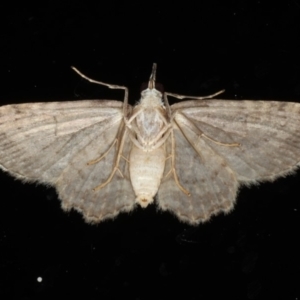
xmin=1 ymin=64 xmax=300 ymax=225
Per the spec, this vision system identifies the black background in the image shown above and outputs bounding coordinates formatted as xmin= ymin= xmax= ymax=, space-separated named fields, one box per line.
xmin=1 ymin=1 xmax=300 ymax=299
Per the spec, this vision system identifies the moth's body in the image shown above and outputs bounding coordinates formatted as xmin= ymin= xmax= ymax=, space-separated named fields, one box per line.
xmin=127 ymin=72 xmax=170 ymax=207
xmin=129 ymin=145 xmax=165 ymax=207
xmin=1 ymin=63 xmax=300 ymax=225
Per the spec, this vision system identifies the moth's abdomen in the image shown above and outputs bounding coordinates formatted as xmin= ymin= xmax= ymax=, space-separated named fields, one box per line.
xmin=129 ymin=145 xmax=165 ymax=207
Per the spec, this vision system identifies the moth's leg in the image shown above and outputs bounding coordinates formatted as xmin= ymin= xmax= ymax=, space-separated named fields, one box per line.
xmin=163 ymin=94 xmax=172 ymax=121
xmin=71 ymin=67 xmax=130 ymax=119
xmin=126 ymin=105 xmax=174 ymax=148
xmin=124 ymin=107 xmax=147 ymax=145
xmin=87 ymin=121 xmax=126 ymax=165
xmin=87 ymin=139 xmax=118 ymax=165
xmin=149 ymin=127 xmax=173 ymax=149
xmin=165 ymin=89 xmax=225 ymax=100
xmin=127 ymin=124 xmax=173 ymax=151
xmin=167 ymin=131 xmax=191 ymax=196
xmin=85 ymin=122 xmax=128 ymax=191
xmin=126 ymin=105 xmax=173 ymax=150
xmin=177 ymin=113 xmax=240 ymax=148
xmin=155 ymin=107 xmax=172 ymax=127
xmin=125 ymin=106 xmax=144 ymax=126
xmin=92 ymin=128 xmax=129 ymax=192
xmin=127 ymin=105 xmax=169 ymax=129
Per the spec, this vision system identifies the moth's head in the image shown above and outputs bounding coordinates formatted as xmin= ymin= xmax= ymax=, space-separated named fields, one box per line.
xmin=139 ymin=63 xmax=164 ymax=106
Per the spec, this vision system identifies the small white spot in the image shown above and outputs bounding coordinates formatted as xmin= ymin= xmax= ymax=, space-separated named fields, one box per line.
xmin=37 ymin=277 xmax=42 ymax=282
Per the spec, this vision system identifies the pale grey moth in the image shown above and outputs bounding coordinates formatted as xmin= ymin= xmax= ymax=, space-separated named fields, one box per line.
xmin=0 ymin=63 xmax=300 ymax=225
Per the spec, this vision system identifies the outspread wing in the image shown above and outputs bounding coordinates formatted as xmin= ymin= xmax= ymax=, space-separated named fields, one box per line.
xmin=157 ymin=99 xmax=300 ymax=225
xmin=157 ymin=114 xmax=238 ymax=225
xmin=171 ymin=99 xmax=300 ymax=184
xmin=0 ymin=100 xmax=135 ymax=222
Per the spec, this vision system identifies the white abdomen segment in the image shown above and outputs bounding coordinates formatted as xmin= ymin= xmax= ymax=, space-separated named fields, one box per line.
xmin=129 ymin=145 xmax=165 ymax=207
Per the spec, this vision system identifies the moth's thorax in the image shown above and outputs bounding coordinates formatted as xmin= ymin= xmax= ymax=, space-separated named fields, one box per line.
xmin=124 ymin=87 xmax=169 ymax=151
xmin=130 ymin=104 xmax=168 ymax=151
xmin=139 ymin=88 xmax=163 ymax=107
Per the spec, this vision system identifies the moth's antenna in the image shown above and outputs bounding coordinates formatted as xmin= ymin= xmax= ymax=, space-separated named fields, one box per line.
xmin=148 ymin=63 xmax=157 ymax=89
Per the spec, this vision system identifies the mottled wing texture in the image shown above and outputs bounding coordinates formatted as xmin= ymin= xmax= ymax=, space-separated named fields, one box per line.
xmin=157 ymin=117 xmax=238 ymax=225
xmin=157 ymin=99 xmax=300 ymax=225
xmin=0 ymin=100 xmax=135 ymax=222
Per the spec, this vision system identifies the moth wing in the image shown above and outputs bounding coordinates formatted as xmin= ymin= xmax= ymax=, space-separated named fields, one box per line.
xmin=171 ymin=99 xmax=300 ymax=184
xmin=157 ymin=113 xmax=238 ymax=225
xmin=0 ymin=100 xmax=135 ymax=222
